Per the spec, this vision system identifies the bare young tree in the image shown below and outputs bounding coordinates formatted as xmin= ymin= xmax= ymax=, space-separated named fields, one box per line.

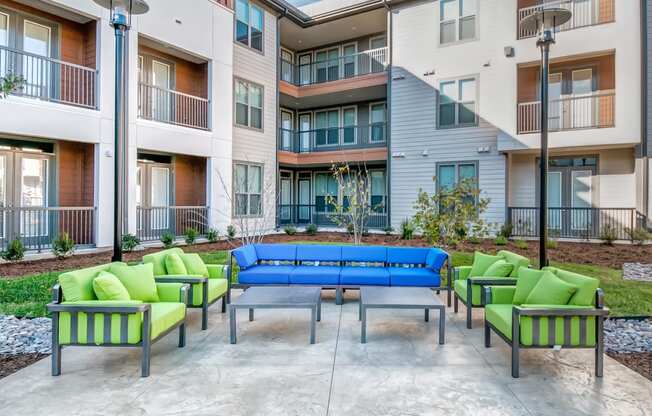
xmin=327 ymin=162 xmax=373 ymax=245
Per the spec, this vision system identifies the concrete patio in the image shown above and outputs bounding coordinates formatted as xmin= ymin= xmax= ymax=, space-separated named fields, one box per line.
xmin=1 ymin=290 xmax=650 ymax=416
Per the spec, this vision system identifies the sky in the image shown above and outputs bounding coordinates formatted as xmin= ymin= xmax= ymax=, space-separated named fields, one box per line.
xmin=287 ymin=0 xmax=324 ymax=6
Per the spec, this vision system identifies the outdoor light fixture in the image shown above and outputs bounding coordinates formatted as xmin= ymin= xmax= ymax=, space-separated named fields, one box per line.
xmin=92 ymin=0 xmax=149 ymax=262
xmin=519 ymin=7 xmax=571 ymax=268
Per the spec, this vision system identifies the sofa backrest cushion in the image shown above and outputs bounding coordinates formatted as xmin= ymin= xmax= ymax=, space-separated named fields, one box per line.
xmin=425 ymin=248 xmax=448 ymax=271
xmin=342 ymin=246 xmax=387 ymax=263
xmin=469 ymin=251 xmax=502 ymax=277
xmin=143 ymin=247 xmax=185 ymax=276
xmin=498 ymin=250 xmax=530 ymax=277
xmin=254 ymin=244 xmax=297 ymax=262
xmin=544 ymin=267 xmax=600 ymax=306
xmin=296 ymin=245 xmax=341 ymax=262
xmin=513 ymin=268 xmax=546 ymax=305
xmin=165 ymin=252 xmax=188 ymax=275
xmin=59 ymin=262 xmax=122 ymax=302
xmin=524 ymin=271 xmax=578 ymax=305
xmin=387 ymin=247 xmax=430 ymax=265
xmin=92 ymin=271 xmax=131 ymax=301
xmin=233 ymin=245 xmax=258 ymax=269
xmin=109 ymin=263 xmax=160 ymax=302
xmin=181 ymin=253 xmax=210 ymax=277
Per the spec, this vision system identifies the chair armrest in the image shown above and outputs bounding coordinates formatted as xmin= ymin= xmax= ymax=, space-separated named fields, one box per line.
xmin=454 ymin=266 xmax=472 ymax=281
xmin=47 ymin=301 xmax=150 ymax=314
xmin=514 ymin=305 xmax=610 ymax=317
xmin=156 ymin=283 xmax=190 ymax=303
xmin=155 ymin=275 xmax=207 ymax=284
xmin=206 ymin=264 xmax=228 ymax=279
xmin=483 ymin=286 xmax=516 ymax=305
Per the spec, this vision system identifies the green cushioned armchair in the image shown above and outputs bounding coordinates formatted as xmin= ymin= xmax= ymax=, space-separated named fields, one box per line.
xmin=453 ymin=250 xmax=530 ymax=329
xmin=482 ymin=269 xmax=609 ymax=378
xmin=143 ymin=248 xmax=230 ymax=330
xmin=47 ymin=262 xmax=189 ymax=377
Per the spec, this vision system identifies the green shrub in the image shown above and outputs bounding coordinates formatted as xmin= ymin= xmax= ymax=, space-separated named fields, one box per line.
xmin=400 ymin=219 xmax=414 ymax=240
xmin=626 ymin=227 xmax=651 ymax=245
xmin=346 ymin=223 xmax=355 ymax=235
xmin=600 ymin=225 xmax=617 ymax=246
xmin=468 ymin=236 xmax=481 ymax=244
xmin=514 ymin=239 xmax=529 ymax=250
xmin=494 ymin=235 xmax=508 ymax=246
xmin=546 ymin=239 xmax=558 ymax=249
xmin=383 ymin=225 xmax=394 ymax=235
xmin=306 ymin=223 xmax=318 ymax=236
xmin=160 ymin=232 xmax=175 ymax=249
xmin=226 ymin=225 xmax=236 ymax=239
xmin=121 ymin=233 xmax=140 ymax=253
xmin=184 ymin=228 xmax=198 ymax=245
xmin=52 ymin=233 xmax=75 ymax=259
xmin=206 ymin=228 xmax=219 ymax=243
xmin=498 ymin=223 xmax=513 ymax=239
xmin=284 ymin=225 xmax=297 ymax=236
xmin=2 ymin=238 xmax=25 ymax=262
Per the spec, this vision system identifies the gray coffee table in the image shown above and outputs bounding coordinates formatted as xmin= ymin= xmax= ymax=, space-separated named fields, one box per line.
xmin=229 ymin=287 xmax=322 ymax=344
xmin=359 ymin=287 xmax=445 ymax=344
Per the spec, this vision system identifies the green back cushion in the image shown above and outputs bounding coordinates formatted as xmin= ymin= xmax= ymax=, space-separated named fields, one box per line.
xmin=498 ymin=250 xmax=530 ymax=277
xmin=546 ymin=267 xmax=600 ymax=306
xmin=469 ymin=252 xmax=501 ymax=277
xmin=525 ymin=272 xmax=577 ymax=305
xmin=58 ymin=263 xmax=122 ymax=301
xmin=181 ymin=253 xmax=209 ymax=277
xmin=165 ymin=253 xmax=188 ymax=275
xmin=484 ymin=260 xmax=514 ymax=277
xmin=143 ymin=247 xmax=185 ymax=276
xmin=92 ymin=271 xmax=131 ymax=301
xmin=513 ymin=268 xmax=546 ymax=305
xmin=109 ymin=263 xmax=159 ymax=302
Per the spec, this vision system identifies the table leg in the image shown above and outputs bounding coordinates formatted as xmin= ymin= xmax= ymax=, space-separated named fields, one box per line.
xmin=229 ymin=306 xmax=237 ymax=344
xmin=317 ymin=298 xmax=322 ymax=322
xmin=361 ymin=306 xmax=367 ymax=344
xmin=249 ymin=308 xmax=254 ymax=322
xmin=310 ymin=306 xmax=316 ymax=344
xmin=438 ymin=307 xmax=445 ymax=345
xmin=425 ymin=308 xmax=429 ymax=322
xmin=358 ymin=301 xmax=362 ymax=321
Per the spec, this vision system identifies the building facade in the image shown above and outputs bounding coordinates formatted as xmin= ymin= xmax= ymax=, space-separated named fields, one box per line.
xmin=0 ymin=0 xmax=649 ymax=255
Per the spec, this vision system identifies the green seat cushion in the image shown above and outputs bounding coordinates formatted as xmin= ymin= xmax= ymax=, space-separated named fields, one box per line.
xmin=469 ymin=252 xmax=502 ymax=277
xmin=190 ymin=278 xmax=228 ymax=306
xmin=545 ymin=267 xmax=600 ymax=306
xmin=498 ymin=250 xmax=530 ymax=277
xmin=92 ymin=271 xmax=131 ymax=301
xmin=484 ymin=260 xmax=514 ymax=277
xmin=513 ymin=268 xmax=546 ymax=305
xmin=109 ymin=263 xmax=159 ymax=302
xmin=181 ymin=253 xmax=209 ymax=277
xmin=455 ymin=278 xmax=505 ymax=306
xmin=485 ymin=304 xmax=513 ymax=339
xmin=150 ymin=302 xmax=186 ymax=339
xmin=143 ymin=247 xmax=185 ymax=276
xmin=58 ymin=263 xmax=120 ymax=302
xmin=165 ymin=253 xmax=188 ymax=275
xmin=525 ymin=272 xmax=577 ymax=305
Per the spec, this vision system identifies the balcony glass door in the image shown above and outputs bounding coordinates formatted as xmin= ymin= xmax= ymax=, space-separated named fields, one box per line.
xmin=22 ymin=20 xmax=51 ymax=99
xmin=342 ymin=107 xmax=356 ymax=144
xmin=315 ymin=48 xmax=339 ymax=83
xmin=369 ymin=36 xmax=386 ymax=73
xmin=572 ymin=0 xmax=594 ymax=28
xmin=0 ymin=13 xmax=8 ymax=78
xmin=279 ymin=172 xmax=292 ymax=222
xmin=547 ymin=171 xmax=562 ymax=231
xmin=150 ymin=166 xmax=170 ymax=230
xmin=315 ymin=110 xmax=339 ymax=146
xmin=281 ymin=110 xmax=293 ymax=151
xmin=343 ymin=44 xmax=356 ymax=78
xmin=299 ymin=113 xmax=311 ymax=152
xmin=281 ymin=49 xmax=293 ymax=83
xmin=298 ymin=177 xmax=311 ymax=222
xmin=298 ymin=53 xmax=311 ymax=85
xmin=18 ymin=156 xmax=48 ymax=241
xmin=547 ymin=73 xmax=562 ymax=130
xmin=151 ymin=60 xmax=171 ymax=123
xmin=571 ymin=68 xmax=594 ymax=129
xmin=571 ymin=170 xmax=592 ymax=231
xmin=370 ymin=103 xmax=386 ymax=142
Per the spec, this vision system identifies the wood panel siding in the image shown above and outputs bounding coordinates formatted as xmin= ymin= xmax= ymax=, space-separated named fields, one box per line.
xmin=279 ymin=72 xmax=388 ymax=99
xmin=57 ymin=141 xmax=94 ymax=207
xmin=277 ymin=147 xmax=387 ymax=166
xmin=174 ymin=155 xmax=207 ymax=206
xmin=139 ymin=45 xmax=208 ymax=98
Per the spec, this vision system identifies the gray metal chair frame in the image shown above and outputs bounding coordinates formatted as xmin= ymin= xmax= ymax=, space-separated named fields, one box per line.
xmin=483 ymin=286 xmax=609 ymax=378
xmin=47 ymin=283 xmax=189 ymax=377
xmin=453 ymin=271 xmax=518 ymax=328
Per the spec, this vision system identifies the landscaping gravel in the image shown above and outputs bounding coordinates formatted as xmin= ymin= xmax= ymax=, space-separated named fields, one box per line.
xmin=623 ymin=263 xmax=652 ymax=282
xmin=0 ymin=315 xmax=51 ymax=355
xmin=605 ymin=318 xmax=652 ymax=354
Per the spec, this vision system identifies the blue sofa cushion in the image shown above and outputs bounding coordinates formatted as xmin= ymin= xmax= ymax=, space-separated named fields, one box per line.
xmin=238 ymin=265 xmax=294 ymax=284
xmin=387 ymin=247 xmax=430 ymax=265
xmin=289 ymin=266 xmax=341 ymax=285
xmin=254 ymin=244 xmax=297 ymax=262
xmin=296 ymin=245 xmax=342 ymax=263
xmin=426 ymin=248 xmax=448 ymax=271
xmin=341 ymin=246 xmax=387 ymax=263
xmin=388 ymin=267 xmax=441 ymax=287
xmin=340 ymin=267 xmax=389 ymax=286
xmin=233 ymin=245 xmax=258 ymax=269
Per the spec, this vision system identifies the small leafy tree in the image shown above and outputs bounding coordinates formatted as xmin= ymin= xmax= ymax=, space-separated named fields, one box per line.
xmin=2 ymin=238 xmax=25 ymax=262
xmin=206 ymin=228 xmax=219 ymax=243
xmin=226 ymin=225 xmax=236 ymax=239
xmin=184 ymin=228 xmax=198 ymax=245
xmin=327 ymin=163 xmax=373 ymax=245
xmin=52 ymin=233 xmax=75 ymax=259
xmin=121 ymin=233 xmax=140 ymax=253
xmin=0 ymin=73 xmax=26 ymax=98
xmin=160 ymin=232 xmax=175 ymax=249
xmin=599 ymin=224 xmax=617 ymax=246
xmin=412 ymin=177 xmax=490 ymax=246
xmin=626 ymin=227 xmax=651 ymax=245
xmin=400 ymin=219 xmax=414 ymax=240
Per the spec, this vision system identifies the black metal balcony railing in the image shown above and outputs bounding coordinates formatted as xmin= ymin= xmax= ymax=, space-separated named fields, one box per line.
xmin=0 ymin=45 xmax=98 ymax=109
xmin=278 ymin=124 xmax=387 ymax=153
xmin=508 ymin=207 xmax=647 ymax=240
xmin=136 ymin=206 xmax=209 ymax=242
xmin=517 ymin=91 xmax=615 ymax=134
xmin=518 ymin=0 xmax=615 ymax=39
xmin=0 ymin=206 xmax=96 ymax=252
xmin=280 ymin=47 xmax=388 ymax=86
xmin=277 ymin=204 xmax=388 ymax=230
xmin=138 ymin=83 xmax=210 ymax=130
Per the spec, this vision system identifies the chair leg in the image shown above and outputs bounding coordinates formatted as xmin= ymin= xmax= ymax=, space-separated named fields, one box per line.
xmin=178 ymin=322 xmax=186 ymax=348
xmin=221 ymin=295 xmax=226 ymax=313
xmin=511 ymin=343 xmax=520 ymax=378
xmin=454 ymin=294 xmax=458 ymax=314
xmin=51 ymin=312 xmax=61 ymax=376
xmin=484 ymin=320 xmax=491 ymax=347
xmin=596 ymin=316 xmax=604 ymax=377
xmin=201 ymin=283 xmax=209 ymax=330
xmin=447 ymin=287 xmax=451 ymax=307
xmin=466 ymin=301 xmax=472 ymax=329
xmin=141 ymin=342 xmax=151 ymax=377
xmin=335 ymin=287 xmax=343 ymax=305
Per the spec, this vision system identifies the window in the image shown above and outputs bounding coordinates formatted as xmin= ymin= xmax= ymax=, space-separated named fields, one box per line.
xmin=370 ymin=170 xmax=386 ymax=213
xmin=235 ymin=79 xmax=263 ymax=129
xmin=235 ymin=0 xmax=264 ymax=52
xmin=234 ymin=163 xmax=262 ymax=216
xmin=440 ymin=0 xmax=476 ymax=44
xmin=314 ymin=172 xmax=338 ymax=212
xmin=437 ymin=161 xmax=478 ymax=205
xmin=438 ymin=77 xmax=477 ymax=128
xmin=370 ymin=103 xmax=387 ymax=142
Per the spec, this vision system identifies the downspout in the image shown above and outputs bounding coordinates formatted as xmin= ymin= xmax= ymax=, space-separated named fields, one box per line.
xmin=385 ymin=0 xmax=392 ymax=230
xmin=642 ymin=0 xmax=650 ymax=221
xmin=275 ymin=8 xmax=288 ymax=230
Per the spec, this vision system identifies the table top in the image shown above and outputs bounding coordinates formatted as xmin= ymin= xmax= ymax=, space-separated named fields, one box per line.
xmin=231 ymin=287 xmax=321 ymax=307
xmin=360 ymin=287 xmax=444 ymax=308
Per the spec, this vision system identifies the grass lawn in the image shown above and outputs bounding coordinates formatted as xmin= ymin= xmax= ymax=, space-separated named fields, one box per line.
xmin=1 ymin=247 xmax=650 ymax=318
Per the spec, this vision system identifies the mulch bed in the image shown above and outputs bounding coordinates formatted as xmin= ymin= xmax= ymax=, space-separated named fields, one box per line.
xmin=1 ymin=232 xmax=651 ymax=278
xmin=607 ymin=352 xmax=652 ymax=381
xmin=0 ymin=353 xmax=48 ymax=379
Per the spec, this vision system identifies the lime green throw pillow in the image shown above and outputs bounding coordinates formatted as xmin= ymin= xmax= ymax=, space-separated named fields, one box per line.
xmin=165 ymin=253 xmax=188 ymax=275
xmin=483 ymin=260 xmax=514 ymax=277
xmin=181 ymin=253 xmax=209 ymax=277
xmin=513 ymin=268 xmax=546 ymax=305
xmin=469 ymin=252 xmax=501 ymax=277
xmin=525 ymin=272 xmax=577 ymax=305
xmin=92 ymin=271 xmax=131 ymax=301
xmin=109 ymin=263 xmax=159 ymax=302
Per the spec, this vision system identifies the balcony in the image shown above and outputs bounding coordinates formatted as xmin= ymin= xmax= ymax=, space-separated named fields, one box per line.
xmin=138 ymin=83 xmax=210 ymax=130
xmin=517 ymin=91 xmax=614 ymax=134
xmin=0 ymin=46 xmax=98 ymax=109
xmin=517 ymin=0 xmax=615 ymax=39
xmin=136 ymin=206 xmax=209 ymax=242
xmin=277 ymin=204 xmax=388 ymax=230
xmin=278 ymin=124 xmax=387 ymax=153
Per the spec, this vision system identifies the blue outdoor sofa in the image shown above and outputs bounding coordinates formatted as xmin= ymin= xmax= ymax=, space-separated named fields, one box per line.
xmin=230 ymin=244 xmax=452 ymax=305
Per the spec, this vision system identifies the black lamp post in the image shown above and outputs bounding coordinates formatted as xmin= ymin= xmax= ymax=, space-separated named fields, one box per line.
xmin=92 ymin=0 xmax=149 ymax=261
xmin=519 ymin=7 xmax=571 ymax=268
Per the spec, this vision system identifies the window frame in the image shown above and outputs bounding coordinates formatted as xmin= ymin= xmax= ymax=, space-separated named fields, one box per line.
xmin=234 ymin=77 xmax=264 ymax=131
xmin=435 ymin=160 xmax=479 ymax=196
xmin=439 ymin=0 xmax=478 ymax=46
xmin=437 ymin=75 xmax=478 ymax=129
xmin=233 ymin=161 xmax=264 ymax=218
xmin=234 ymin=0 xmax=264 ymax=54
